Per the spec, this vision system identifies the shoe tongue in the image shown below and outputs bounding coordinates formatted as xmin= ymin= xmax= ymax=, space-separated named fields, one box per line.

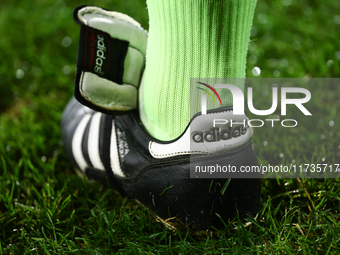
xmin=77 ymin=25 xmax=129 ymax=84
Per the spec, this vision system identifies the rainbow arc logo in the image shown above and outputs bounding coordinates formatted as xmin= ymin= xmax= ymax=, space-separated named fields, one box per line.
xmin=196 ymin=82 xmax=222 ymax=106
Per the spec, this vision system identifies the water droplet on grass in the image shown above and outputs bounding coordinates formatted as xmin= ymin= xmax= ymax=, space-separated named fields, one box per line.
xmin=293 ymin=41 xmax=301 ymax=50
xmin=273 ymin=70 xmax=280 ymax=77
xmin=335 ymin=51 xmax=340 ymax=60
xmin=303 ymin=7 xmax=313 ymax=16
xmin=62 ymin=36 xmax=72 ymax=47
xmin=280 ymin=59 xmax=289 ymax=67
xmin=327 ymin=59 xmax=334 ymax=66
xmin=59 ymin=7 xmax=71 ymax=18
xmin=63 ymin=65 xmax=71 ymax=75
xmin=258 ymin=14 xmax=268 ymax=24
xmin=252 ymin=67 xmax=261 ymax=76
xmin=281 ymin=0 xmax=292 ymax=6
xmin=16 ymin=69 xmax=24 ymax=79
xmin=334 ymin=15 xmax=340 ymax=25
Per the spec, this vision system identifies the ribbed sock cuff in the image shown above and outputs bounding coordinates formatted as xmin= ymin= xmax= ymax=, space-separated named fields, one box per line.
xmin=140 ymin=0 xmax=257 ymax=141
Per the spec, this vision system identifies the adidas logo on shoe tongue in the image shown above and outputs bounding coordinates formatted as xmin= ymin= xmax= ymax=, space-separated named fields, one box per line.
xmin=77 ymin=25 xmax=129 ymax=84
xmin=94 ymin=34 xmax=106 ymax=76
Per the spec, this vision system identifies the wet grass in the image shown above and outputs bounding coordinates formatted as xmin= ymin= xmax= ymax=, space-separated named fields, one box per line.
xmin=1 ymin=0 xmax=340 ymax=253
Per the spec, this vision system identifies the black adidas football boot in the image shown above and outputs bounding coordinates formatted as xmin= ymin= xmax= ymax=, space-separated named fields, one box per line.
xmin=61 ymin=6 xmax=261 ymax=231
xmin=61 ymin=96 xmax=261 ymax=230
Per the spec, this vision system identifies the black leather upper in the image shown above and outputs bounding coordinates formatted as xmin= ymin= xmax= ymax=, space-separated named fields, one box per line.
xmin=61 ymin=97 xmax=261 ymax=230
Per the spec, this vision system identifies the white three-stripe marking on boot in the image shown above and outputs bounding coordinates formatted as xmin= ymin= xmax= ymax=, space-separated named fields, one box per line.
xmin=88 ymin=112 xmax=105 ymax=171
xmin=72 ymin=114 xmax=91 ymax=172
xmin=110 ymin=119 xmax=125 ymax=177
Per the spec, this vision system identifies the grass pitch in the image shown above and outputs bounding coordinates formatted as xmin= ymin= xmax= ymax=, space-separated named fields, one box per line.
xmin=1 ymin=0 xmax=340 ymax=253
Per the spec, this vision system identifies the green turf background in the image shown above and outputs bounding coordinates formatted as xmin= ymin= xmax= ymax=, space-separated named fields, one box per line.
xmin=0 ymin=0 xmax=340 ymax=253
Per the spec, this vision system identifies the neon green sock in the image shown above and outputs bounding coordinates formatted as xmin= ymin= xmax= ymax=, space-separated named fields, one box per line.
xmin=139 ymin=0 xmax=257 ymax=141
